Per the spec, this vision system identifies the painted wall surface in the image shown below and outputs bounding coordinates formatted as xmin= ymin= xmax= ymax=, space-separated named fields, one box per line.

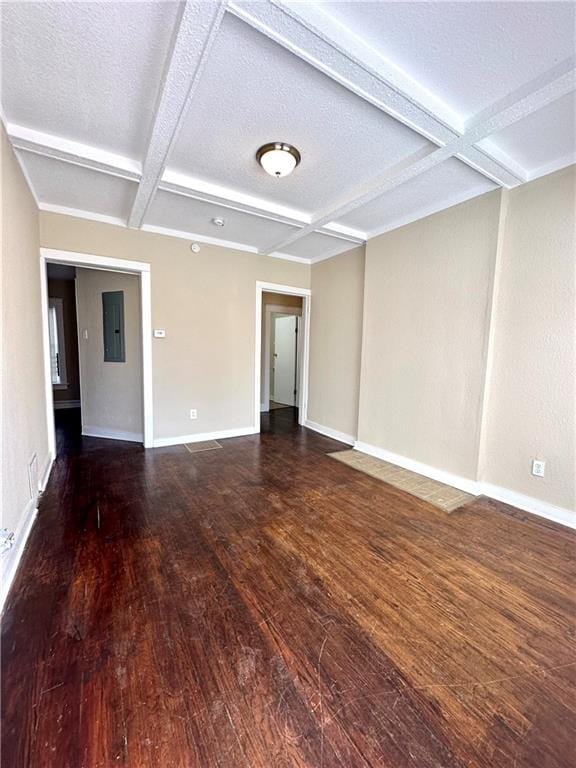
xmin=76 ymin=268 xmax=143 ymax=437
xmin=308 ymin=245 xmax=365 ymax=439
xmin=48 ymin=278 xmax=80 ymax=403
xmin=482 ymin=167 xmax=576 ymax=510
xmin=40 ymin=213 xmax=310 ymax=439
xmin=1 ymin=126 xmax=50 ymax=532
xmin=358 ymin=193 xmax=501 ymax=479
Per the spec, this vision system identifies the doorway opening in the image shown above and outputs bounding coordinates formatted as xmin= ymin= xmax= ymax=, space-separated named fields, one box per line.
xmin=40 ymin=249 xmax=153 ymax=461
xmin=254 ymin=281 xmax=310 ymax=432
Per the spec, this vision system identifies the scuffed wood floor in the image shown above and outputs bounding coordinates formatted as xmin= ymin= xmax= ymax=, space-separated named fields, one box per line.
xmin=2 ymin=408 xmax=575 ymax=767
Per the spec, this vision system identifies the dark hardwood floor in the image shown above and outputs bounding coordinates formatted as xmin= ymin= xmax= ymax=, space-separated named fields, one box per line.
xmin=2 ymin=409 xmax=575 ymax=767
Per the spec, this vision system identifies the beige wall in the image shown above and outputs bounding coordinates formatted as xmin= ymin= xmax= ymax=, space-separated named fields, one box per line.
xmin=308 ymin=245 xmax=365 ymax=439
xmin=482 ymin=167 xmax=576 ymax=510
xmin=40 ymin=213 xmax=310 ymax=439
xmin=1 ymin=125 xmax=50 ymax=532
xmin=358 ymin=192 xmax=501 ymax=479
xmin=76 ymin=268 xmax=143 ymax=437
xmin=48 ymin=277 xmax=80 ymax=403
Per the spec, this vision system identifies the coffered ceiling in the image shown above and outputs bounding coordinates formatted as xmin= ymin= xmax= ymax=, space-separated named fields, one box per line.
xmin=2 ymin=0 xmax=575 ymax=263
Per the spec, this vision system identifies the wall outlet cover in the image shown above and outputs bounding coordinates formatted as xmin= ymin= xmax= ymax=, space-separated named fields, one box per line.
xmin=189 ymin=409 xmax=198 ymax=420
xmin=532 ymin=459 xmax=546 ymax=477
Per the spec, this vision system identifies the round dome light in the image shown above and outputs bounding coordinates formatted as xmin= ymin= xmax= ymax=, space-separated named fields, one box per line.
xmin=256 ymin=142 xmax=301 ymax=178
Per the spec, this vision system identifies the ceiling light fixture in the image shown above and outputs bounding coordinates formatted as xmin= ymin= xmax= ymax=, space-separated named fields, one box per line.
xmin=211 ymin=217 xmax=225 ymax=227
xmin=256 ymin=142 xmax=301 ymax=178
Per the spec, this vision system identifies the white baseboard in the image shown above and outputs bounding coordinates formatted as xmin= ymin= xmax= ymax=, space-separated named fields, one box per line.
xmin=53 ymin=399 xmax=81 ymax=410
xmin=0 ymin=497 xmax=38 ymax=613
xmin=152 ymin=425 xmax=258 ymax=448
xmin=481 ymin=483 xmax=576 ymax=530
xmin=260 ymin=403 xmax=268 ymax=412
xmin=39 ymin=452 xmax=54 ymax=492
xmin=353 ymin=441 xmax=575 ymax=529
xmin=354 ymin=441 xmax=480 ymax=495
xmin=82 ymin=426 xmax=143 ymax=443
xmin=305 ymin=420 xmax=355 ymax=446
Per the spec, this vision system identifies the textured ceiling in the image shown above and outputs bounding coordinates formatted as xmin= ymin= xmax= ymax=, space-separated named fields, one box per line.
xmin=2 ymin=0 xmax=575 ymax=263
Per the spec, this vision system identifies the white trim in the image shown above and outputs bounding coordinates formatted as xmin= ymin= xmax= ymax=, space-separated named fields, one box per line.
xmin=41 ymin=247 xmax=150 ymax=275
xmin=40 ymin=256 xmax=56 ymax=459
xmin=161 ymin=170 xmax=311 ymax=226
xmin=152 ymin=425 xmax=257 ymax=448
xmin=40 ymin=248 xmax=153 ymax=448
xmin=527 ymin=153 xmax=576 ymax=181
xmin=12 ymin=146 xmax=40 ymax=206
xmin=9 ymin=122 xmax=141 ymax=181
xmin=260 ymin=402 xmax=268 ymax=412
xmin=39 ymin=202 xmax=127 ymax=228
xmin=82 ymin=427 xmax=143 ymax=443
xmin=0 ymin=498 xmax=38 ymax=613
xmin=353 ymin=441 xmax=576 ymax=530
xmin=353 ymin=441 xmax=481 ymax=496
xmin=141 ymin=223 xmax=258 ymax=254
xmin=304 ymin=420 xmax=355 ymax=446
xmin=53 ymin=399 xmax=81 ymax=410
xmin=39 ymin=452 xmax=54 ymax=493
xmin=480 ymin=484 xmax=576 ymax=530
xmin=268 ymin=251 xmax=311 ymax=264
xmin=255 ymin=282 xmax=311 ymax=432
xmin=159 ymin=170 xmax=366 ymax=244
xmin=129 ymin=0 xmax=227 ymax=227
xmin=263 ymin=303 xmax=303 ymax=409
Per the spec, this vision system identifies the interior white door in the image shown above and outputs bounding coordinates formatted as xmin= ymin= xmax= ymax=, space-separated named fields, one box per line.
xmin=272 ymin=315 xmax=297 ymax=405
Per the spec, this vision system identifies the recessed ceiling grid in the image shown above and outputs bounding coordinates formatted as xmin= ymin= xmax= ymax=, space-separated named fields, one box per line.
xmin=2 ymin=0 xmax=575 ymax=263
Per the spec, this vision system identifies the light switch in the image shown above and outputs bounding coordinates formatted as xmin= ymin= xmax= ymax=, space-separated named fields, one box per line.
xmin=153 ymin=329 xmax=166 ymax=338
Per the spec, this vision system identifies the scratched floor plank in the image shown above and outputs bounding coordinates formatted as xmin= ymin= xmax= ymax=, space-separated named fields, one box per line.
xmin=1 ymin=408 xmax=574 ymax=767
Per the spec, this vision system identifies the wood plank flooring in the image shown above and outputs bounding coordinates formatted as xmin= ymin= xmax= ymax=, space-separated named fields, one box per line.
xmin=2 ymin=408 xmax=575 ymax=767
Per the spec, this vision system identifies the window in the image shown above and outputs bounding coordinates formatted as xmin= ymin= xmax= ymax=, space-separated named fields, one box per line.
xmin=48 ymin=298 xmax=68 ymax=388
xmin=102 ymin=291 xmax=125 ymax=362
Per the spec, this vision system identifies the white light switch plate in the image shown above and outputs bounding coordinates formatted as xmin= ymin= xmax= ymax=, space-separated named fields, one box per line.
xmin=153 ymin=329 xmax=166 ymax=338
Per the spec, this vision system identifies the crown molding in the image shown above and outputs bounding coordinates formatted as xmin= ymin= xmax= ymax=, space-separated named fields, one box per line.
xmin=8 ymin=123 xmax=141 ymax=181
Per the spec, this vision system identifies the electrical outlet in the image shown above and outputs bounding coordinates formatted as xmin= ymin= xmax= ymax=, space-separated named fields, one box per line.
xmin=189 ymin=409 xmax=198 ymax=420
xmin=532 ymin=459 xmax=545 ymax=477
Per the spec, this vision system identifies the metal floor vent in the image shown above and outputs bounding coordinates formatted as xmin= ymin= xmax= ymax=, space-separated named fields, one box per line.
xmin=184 ymin=440 xmax=222 ymax=454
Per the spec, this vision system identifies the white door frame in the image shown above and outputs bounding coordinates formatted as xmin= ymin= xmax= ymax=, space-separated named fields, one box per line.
xmin=40 ymin=248 xmax=153 ymax=453
xmin=254 ymin=281 xmax=310 ymax=430
xmin=262 ymin=304 xmax=303 ymax=411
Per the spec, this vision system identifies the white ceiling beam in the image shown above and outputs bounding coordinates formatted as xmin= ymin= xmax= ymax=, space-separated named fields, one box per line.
xmin=7 ymin=123 xmax=141 ymax=182
xmin=7 ymin=122 xmax=364 ymax=246
xmin=127 ymin=0 xmax=228 ymax=229
xmin=160 ymin=169 xmax=365 ymax=242
xmin=261 ymin=61 xmax=576 ymax=255
xmin=228 ymin=0 xmax=526 ymax=188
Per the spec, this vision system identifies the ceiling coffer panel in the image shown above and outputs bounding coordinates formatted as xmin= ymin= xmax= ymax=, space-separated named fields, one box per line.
xmin=20 ymin=152 xmax=137 ymax=222
xmin=479 ymin=92 xmax=576 ymax=177
xmin=1 ymin=1 xmax=180 ymax=160
xmin=146 ymin=190 xmax=302 ymax=251
xmin=322 ymin=0 xmax=576 ymax=121
xmin=167 ymin=12 xmax=432 ymax=212
xmin=334 ymin=158 xmax=497 ymax=236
